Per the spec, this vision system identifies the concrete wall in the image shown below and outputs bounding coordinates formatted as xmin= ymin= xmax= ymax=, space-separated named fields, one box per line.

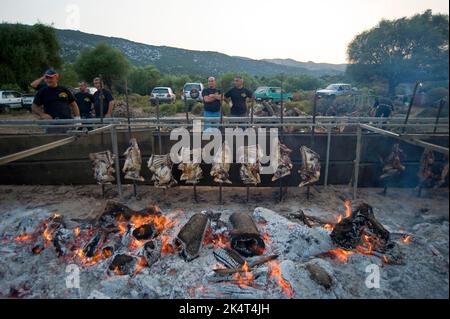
xmin=0 ymin=129 xmax=447 ymax=187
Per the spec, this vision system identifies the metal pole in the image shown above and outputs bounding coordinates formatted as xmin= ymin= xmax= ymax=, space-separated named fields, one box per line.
xmin=111 ymin=125 xmax=123 ymax=199
xmin=308 ymin=92 xmax=318 ymax=199
xmin=185 ymin=95 xmax=189 ymax=125
xmin=433 ymin=99 xmax=446 ymax=134
xmin=124 ymin=78 xmax=137 ymax=197
xmin=219 ymin=80 xmax=225 ymax=204
xmin=279 ymin=76 xmax=284 ymax=202
xmin=156 ymin=98 xmax=162 ymax=154
xmin=403 ymin=81 xmax=421 ymax=133
xmin=353 ymin=125 xmax=362 ymax=199
xmin=324 ymin=126 xmax=332 ymax=187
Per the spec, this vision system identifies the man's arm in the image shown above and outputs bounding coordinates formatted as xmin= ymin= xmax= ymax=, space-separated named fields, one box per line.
xmin=30 ymin=76 xmax=44 ymax=90
xmin=32 ymin=103 xmax=53 ymax=120
xmin=106 ymin=100 xmax=114 ymax=117
xmin=70 ymin=101 xmax=81 ymax=117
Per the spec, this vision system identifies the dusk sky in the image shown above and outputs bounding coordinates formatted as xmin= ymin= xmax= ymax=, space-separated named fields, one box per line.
xmin=1 ymin=0 xmax=448 ymax=64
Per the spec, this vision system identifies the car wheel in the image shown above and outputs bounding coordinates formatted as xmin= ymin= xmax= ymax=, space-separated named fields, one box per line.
xmin=1 ymin=105 xmax=11 ymax=113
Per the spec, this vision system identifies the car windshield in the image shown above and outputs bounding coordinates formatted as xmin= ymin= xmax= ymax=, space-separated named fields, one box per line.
xmin=325 ymin=85 xmax=340 ymax=90
xmin=270 ymin=88 xmax=281 ymax=94
xmin=184 ymin=84 xmax=201 ymax=92
xmin=153 ymin=88 xmax=169 ymax=94
xmin=255 ymin=88 xmax=267 ymax=93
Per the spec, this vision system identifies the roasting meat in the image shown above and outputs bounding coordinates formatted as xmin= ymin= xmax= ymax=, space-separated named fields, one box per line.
xmin=147 ymin=154 xmax=177 ymax=189
xmin=418 ymin=150 xmax=449 ymax=189
xmin=298 ymin=146 xmax=321 ymax=188
xmin=239 ymin=145 xmax=263 ymax=185
xmin=89 ymin=151 xmax=115 ymax=185
xmin=122 ymin=138 xmax=145 ymax=182
xmin=380 ymin=144 xmax=406 ymax=181
xmin=272 ymin=141 xmax=293 ymax=181
xmin=210 ymin=143 xmax=232 ymax=184
xmin=177 ymin=148 xmax=203 ymax=184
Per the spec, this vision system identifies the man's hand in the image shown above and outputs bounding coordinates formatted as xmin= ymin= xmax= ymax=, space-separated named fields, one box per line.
xmin=105 ymin=113 xmax=112 ymax=118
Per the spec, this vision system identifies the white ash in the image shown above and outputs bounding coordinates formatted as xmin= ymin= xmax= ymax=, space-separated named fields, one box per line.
xmin=0 ymin=206 xmax=448 ymax=299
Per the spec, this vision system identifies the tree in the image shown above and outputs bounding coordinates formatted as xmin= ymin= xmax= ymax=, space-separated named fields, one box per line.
xmin=347 ymin=10 xmax=449 ymax=96
xmin=75 ymin=43 xmax=131 ymax=90
xmin=58 ymin=63 xmax=80 ymax=88
xmin=0 ymin=23 xmax=61 ymax=91
xmin=127 ymin=65 xmax=161 ymax=95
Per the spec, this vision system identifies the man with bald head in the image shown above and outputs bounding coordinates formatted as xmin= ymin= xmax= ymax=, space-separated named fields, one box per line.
xmin=202 ymin=77 xmax=222 ymax=130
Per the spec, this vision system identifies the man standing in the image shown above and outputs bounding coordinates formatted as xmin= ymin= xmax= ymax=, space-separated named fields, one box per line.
xmin=32 ymin=69 xmax=81 ymax=133
xmin=75 ymin=81 xmax=94 ymax=118
xmin=224 ymin=76 xmax=253 ymax=117
xmin=202 ymin=77 xmax=222 ymax=130
xmin=92 ymin=77 xmax=114 ymax=118
xmin=373 ymin=97 xmax=394 ymax=118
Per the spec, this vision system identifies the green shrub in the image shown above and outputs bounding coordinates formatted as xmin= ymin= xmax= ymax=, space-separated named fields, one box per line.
xmin=159 ymin=103 xmax=177 ymax=116
xmin=425 ymin=87 xmax=449 ymax=106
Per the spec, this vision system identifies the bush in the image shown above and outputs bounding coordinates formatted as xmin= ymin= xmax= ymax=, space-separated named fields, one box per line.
xmin=159 ymin=103 xmax=177 ymax=116
xmin=191 ymin=103 xmax=204 ymax=116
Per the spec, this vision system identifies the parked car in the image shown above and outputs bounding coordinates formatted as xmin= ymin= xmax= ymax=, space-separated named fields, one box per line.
xmin=316 ymin=84 xmax=357 ymax=98
xmin=150 ymin=87 xmax=176 ymax=105
xmin=182 ymin=83 xmax=204 ymax=102
xmin=254 ymin=86 xmax=293 ymax=103
xmin=0 ymin=90 xmax=23 ymax=113
xmin=21 ymin=94 xmax=35 ymax=111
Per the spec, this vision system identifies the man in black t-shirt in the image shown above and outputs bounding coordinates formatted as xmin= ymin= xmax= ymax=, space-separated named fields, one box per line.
xmin=75 ymin=81 xmax=94 ymax=118
xmin=224 ymin=76 xmax=253 ymax=117
xmin=93 ymin=77 xmax=114 ymax=118
xmin=202 ymin=77 xmax=222 ymax=130
xmin=32 ymin=69 xmax=81 ymax=133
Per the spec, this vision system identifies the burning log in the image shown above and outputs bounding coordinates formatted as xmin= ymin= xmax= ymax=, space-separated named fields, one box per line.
xmin=210 ymin=143 xmax=232 ymax=184
xmin=238 ymin=145 xmax=263 ymax=185
xmin=147 ymin=154 xmax=177 ymax=189
xmin=109 ymin=254 xmax=137 ymax=276
xmin=143 ymin=238 xmax=162 ymax=266
xmin=229 ymin=212 xmax=265 ymax=257
xmin=213 ymin=255 xmax=279 ymax=275
xmin=298 ymin=146 xmax=321 ymax=188
xmin=175 ymin=213 xmax=210 ymax=261
xmin=272 ymin=142 xmax=293 ymax=182
xmin=213 ymin=248 xmax=245 ymax=269
xmin=132 ymin=224 xmax=156 ymax=241
xmin=89 ymin=151 xmax=115 ymax=185
xmin=122 ymin=138 xmax=145 ymax=182
xmin=330 ymin=203 xmax=390 ymax=251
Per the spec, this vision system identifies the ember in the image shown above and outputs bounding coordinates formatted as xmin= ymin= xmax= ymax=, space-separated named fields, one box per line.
xmin=269 ymin=261 xmax=294 ymax=298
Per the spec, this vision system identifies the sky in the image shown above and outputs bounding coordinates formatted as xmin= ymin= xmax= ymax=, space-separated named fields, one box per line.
xmin=1 ymin=0 xmax=448 ymax=64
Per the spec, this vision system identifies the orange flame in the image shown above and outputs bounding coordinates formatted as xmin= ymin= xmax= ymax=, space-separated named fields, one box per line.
xmin=323 ymin=224 xmax=334 ymax=231
xmin=133 ymin=256 xmax=148 ymax=276
xmin=344 ymin=200 xmax=352 ymax=218
xmin=233 ymin=261 xmax=254 ymax=286
xmin=161 ymin=235 xmax=175 ymax=255
xmin=74 ymin=227 xmax=80 ymax=238
xmin=14 ymin=234 xmax=32 ymax=241
xmin=327 ymin=248 xmax=354 ymax=263
xmin=268 ymin=261 xmax=294 ymax=298
xmin=401 ymin=235 xmax=412 ymax=244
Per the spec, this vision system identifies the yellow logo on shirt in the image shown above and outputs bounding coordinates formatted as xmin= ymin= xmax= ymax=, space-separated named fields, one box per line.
xmin=241 ymin=93 xmax=247 ymax=98
xmin=84 ymin=97 xmax=90 ymax=102
xmin=58 ymin=92 xmax=68 ymax=99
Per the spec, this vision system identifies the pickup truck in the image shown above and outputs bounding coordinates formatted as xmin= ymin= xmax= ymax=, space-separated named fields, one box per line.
xmin=254 ymin=87 xmax=293 ymax=103
xmin=0 ymin=90 xmax=23 ymax=113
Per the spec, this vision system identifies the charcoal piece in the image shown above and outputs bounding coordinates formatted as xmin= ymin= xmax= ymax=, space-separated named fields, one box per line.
xmin=83 ymin=233 xmax=101 ymax=258
xmin=175 ymin=214 xmax=210 ymax=261
xmin=109 ymin=254 xmax=136 ymax=276
xmin=213 ymin=248 xmax=245 ymax=269
xmin=102 ymin=246 xmax=114 ymax=258
xmin=331 ymin=203 xmax=390 ymax=250
xmin=229 ymin=212 xmax=265 ymax=257
xmin=143 ymin=238 xmax=162 ymax=266
xmin=132 ymin=224 xmax=156 ymax=241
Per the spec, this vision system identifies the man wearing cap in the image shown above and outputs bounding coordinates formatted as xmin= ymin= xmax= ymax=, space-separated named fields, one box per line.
xmin=32 ymin=69 xmax=81 ymax=133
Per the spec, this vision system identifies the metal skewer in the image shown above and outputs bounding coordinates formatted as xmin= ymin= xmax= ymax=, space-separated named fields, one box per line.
xmin=124 ymin=78 xmax=137 ymax=198
xmin=279 ymin=75 xmax=285 ymax=202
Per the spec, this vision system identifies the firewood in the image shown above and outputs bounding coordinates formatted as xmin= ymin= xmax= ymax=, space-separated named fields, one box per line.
xmin=229 ymin=212 xmax=265 ymax=257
